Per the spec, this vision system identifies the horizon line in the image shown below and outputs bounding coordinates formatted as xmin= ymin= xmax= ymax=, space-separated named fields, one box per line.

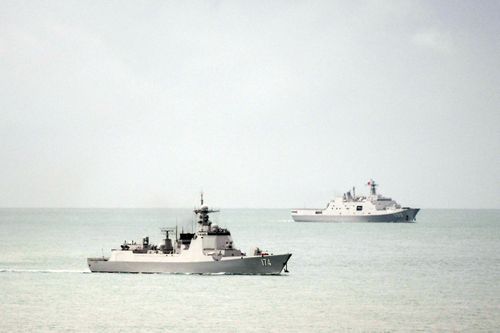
xmin=0 ymin=207 xmax=499 ymax=210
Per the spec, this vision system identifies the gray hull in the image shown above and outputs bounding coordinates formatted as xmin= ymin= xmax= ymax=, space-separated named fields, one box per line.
xmin=87 ymin=254 xmax=292 ymax=275
xmin=292 ymin=208 xmax=419 ymax=223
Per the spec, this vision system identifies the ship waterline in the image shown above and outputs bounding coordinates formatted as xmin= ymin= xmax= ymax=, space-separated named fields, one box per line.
xmin=292 ymin=208 xmax=420 ymax=222
xmin=88 ymin=253 xmax=291 ymax=274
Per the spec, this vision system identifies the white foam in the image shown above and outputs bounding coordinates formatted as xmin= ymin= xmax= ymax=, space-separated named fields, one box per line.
xmin=0 ymin=268 xmax=89 ymax=274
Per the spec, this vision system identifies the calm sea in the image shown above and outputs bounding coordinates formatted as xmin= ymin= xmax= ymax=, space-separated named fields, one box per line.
xmin=0 ymin=209 xmax=499 ymax=332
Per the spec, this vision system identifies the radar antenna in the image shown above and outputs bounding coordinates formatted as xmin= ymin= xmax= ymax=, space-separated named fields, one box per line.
xmin=193 ymin=193 xmax=219 ymax=228
xmin=161 ymin=227 xmax=176 ymax=240
xmin=160 ymin=227 xmax=176 ymax=254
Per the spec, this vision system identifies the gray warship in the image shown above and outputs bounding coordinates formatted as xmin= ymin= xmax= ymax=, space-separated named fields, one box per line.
xmin=88 ymin=195 xmax=292 ymax=274
xmin=292 ymin=179 xmax=419 ymax=222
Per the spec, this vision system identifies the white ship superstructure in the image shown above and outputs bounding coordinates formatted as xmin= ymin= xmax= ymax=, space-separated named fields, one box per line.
xmin=88 ymin=194 xmax=291 ymax=274
xmin=292 ymin=179 xmax=419 ymax=222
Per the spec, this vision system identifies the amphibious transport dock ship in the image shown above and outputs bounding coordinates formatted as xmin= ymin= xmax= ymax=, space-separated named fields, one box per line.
xmin=88 ymin=195 xmax=292 ymax=274
xmin=292 ymin=179 xmax=419 ymax=223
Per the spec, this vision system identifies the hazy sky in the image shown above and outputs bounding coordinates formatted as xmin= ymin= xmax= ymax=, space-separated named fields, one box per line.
xmin=1 ymin=1 xmax=499 ymax=208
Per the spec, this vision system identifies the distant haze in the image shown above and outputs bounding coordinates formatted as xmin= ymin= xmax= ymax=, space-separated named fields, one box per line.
xmin=1 ymin=1 xmax=499 ymax=209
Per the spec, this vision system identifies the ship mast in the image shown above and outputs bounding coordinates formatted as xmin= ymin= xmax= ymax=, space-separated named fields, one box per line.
xmin=368 ymin=179 xmax=377 ymax=196
xmin=194 ymin=192 xmax=219 ymax=228
xmin=160 ymin=227 xmax=175 ymax=254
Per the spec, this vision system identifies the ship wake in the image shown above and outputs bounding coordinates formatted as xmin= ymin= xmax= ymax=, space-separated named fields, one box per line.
xmin=0 ymin=268 xmax=89 ymax=274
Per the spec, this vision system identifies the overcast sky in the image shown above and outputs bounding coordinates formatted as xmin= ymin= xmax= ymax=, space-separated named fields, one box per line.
xmin=0 ymin=0 xmax=499 ymax=208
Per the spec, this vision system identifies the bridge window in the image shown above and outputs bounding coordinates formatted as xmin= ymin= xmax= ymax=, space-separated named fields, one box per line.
xmin=356 ymin=206 xmax=363 ymax=211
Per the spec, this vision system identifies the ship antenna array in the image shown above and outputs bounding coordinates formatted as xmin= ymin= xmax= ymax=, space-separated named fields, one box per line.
xmin=161 ymin=227 xmax=176 ymax=241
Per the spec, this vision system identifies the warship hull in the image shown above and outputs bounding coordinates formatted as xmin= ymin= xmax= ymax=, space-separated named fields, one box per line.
xmin=88 ymin=253 xmax=292 ymax=275
xmin=292 ymin=208 xmax=419 ymax=223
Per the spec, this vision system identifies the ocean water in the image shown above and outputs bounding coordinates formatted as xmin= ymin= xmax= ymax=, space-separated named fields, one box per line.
xmin=0 ymin=209 xmax=499 ymax=332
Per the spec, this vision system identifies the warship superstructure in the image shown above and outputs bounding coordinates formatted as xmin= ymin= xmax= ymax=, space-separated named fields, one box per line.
xmin=292 ymin=179 xmax=419 ymax=222
xmin=88 ymin=195 xmax=292 ymax=274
